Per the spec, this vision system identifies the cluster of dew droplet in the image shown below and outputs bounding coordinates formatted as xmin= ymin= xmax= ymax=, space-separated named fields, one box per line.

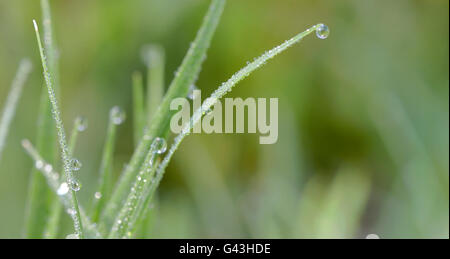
xmin=111 ymin=137 xmax=167 ymax=238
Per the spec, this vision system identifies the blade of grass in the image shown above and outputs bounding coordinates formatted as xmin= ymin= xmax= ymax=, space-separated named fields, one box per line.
xmin=33 ymin=19 xmax=84 ymax=238
xmin=132 ymin=72 xmax=145 ymax=146
xmin=100 ymin=0 xmax=226 ymax=231
xmin=44 ymin=116 xmax=85 ymax=238
xmin=143 ymin=45 xmax=165 ymax=122
xmin=108 ymin=139 xmax=162 ymax=238
xmin=22 ymin=139 xmax=101 ymax=238
xmin=91 ymin=107 xmax=122 ymax=223
xmin=126 ymin=24 xmax=325 ymax=236
xmin=25 ymin=0 xmax=59 ymax=238
xmin=0 ymin=59 xmax=32 ymax=164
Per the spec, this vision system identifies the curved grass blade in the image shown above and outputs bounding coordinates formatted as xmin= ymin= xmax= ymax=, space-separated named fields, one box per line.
xmin=33 ymin=20 xmax=84 ymax=238
xmin=100 ymin=0 xmax=226 ymax=231
xmin=128 ymin=24 xmax=326 ymax=233
xmin=21 ymin=139 xmax=101 ymax=238
xmin=0 ymin=59 xmax=32 ymax=164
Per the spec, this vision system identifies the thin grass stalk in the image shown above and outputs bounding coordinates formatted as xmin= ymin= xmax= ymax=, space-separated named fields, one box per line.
xmin=91 ymin=107 xmax=121 ymax=223
xmin=33 ymin=20 xmax=84 ymax=238
xmin=25 ymin=0 xmax=59 ymax=238
xmin=144 ymin=45 xmax=165 ymax=122
xmin=0 ymin=59 xmax=32 ymax=163
xmin=132 ymin=71 xmax=145 ymax=145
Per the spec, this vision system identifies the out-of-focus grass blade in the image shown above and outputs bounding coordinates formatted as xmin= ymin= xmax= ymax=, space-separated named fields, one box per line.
xmin=0 ymin=59 xmax=32 ymax=164
xmin=100 ymin=0 xmax=226 ymax=231
xmin=92 ymin=107 xmax=123 ymax=224
xmin=143 ymin=45 xmax=165 ymax=122
xmin=132 ymin=72 xmax=145 ymax=145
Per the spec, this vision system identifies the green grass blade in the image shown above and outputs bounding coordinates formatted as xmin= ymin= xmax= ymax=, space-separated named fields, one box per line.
xmin=132 ymin=71 xmax=145 ymax=145
xmin=91 ymin=107 xmax=122 ymax=223
xmin=44 ymin=116 xmax=85 ymax=238
xmin=132 ymin=24 xmax=325 ymax=228
xmin=24 ymin=89 xmax=57 ymax=238
xmin=40 ymin=0 xmax=59 ymax=94
xmin=144 ymin=45 xmax=165 ymax=122
xmin=0 ymin=59 xmax=32 ymax=164
xmin=25 ymin=0 xmax=59 ymax=238
xmin=21 ymin=139 xmax=102 ymax=238
xmin=33 ymin=20 xmax=84 ymax=238
xmin=108 ymin=139 xmax=162 ymax=238
xmin=100 ymin=0 xmax=226 ymax=231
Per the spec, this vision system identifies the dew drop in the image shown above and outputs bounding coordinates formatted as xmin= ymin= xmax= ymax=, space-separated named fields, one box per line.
xmin=71 ymin=158 xmax=82 ymax=171
xmin=76 ymin=116 xmax=88 ymax=132
xmin=110 ymin=106 xmax=126 ymax=125
xmin=315 ymin=23 xmax=329 ymax=39
xmin=94 ymin=192 xmax=102 ymax=199
xmin=57 ymin=182 xmax=69 ymax=196
xmin=67 ymin=208 xmax=75 ymax=216
xmin=35 ymin=160 xmax=44 ymax=169
xmin=69 ymin=179 xmax=81 ymax=192
xmin=44 ymin=164 xmax=53 ymax=173
xmin=152 ymin=137 xmax=167 ymax=154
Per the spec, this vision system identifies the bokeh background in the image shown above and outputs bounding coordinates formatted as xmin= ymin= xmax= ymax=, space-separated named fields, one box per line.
xmin=0 ymin=0 xmax=448 ymax=238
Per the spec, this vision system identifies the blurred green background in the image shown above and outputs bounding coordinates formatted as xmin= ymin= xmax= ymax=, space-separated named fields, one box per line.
xmin=0 ymin=0 xmax=448 ymax=238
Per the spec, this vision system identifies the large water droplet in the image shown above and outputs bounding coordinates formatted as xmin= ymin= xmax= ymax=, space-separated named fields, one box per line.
xmin=152 ymin=137 xmax=167 ymax=154
xmin=69 ymin=179 xmax=81 ymax=192
xmin=71 ymin=158 xmax=82 ymax=171
xmin=110 ymin=106 xmax=126 ymax=125
xmin=94 ymin=192 xmax=102 ymax=199
xmin=76 ymin=116 xmax=88 ymax=132
xmin=57 ymin=182 xmax=69 ymax=196
xmin=315 ymin=23 xmax=329 ymax=39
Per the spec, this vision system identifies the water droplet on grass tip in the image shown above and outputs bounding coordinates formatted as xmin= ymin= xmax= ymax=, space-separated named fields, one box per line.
xmin=71 ymin=159 xmax=82 ymax=171
xmin=57 ymin=182 xmax=69 ymax=196
xmin=152 ymin=137 xmax=167 ymax=154
xmin=315 ymin=24 xmax=329 ymax=39
xmin=110 ymin=106 xmax=126 ymax=125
